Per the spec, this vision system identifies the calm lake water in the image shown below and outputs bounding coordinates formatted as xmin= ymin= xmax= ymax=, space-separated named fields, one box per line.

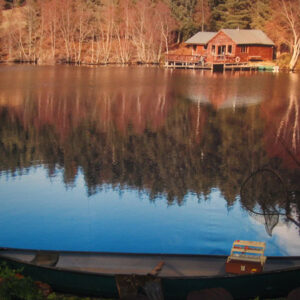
xmin=0 ymin=65 xmax=299 ymax=256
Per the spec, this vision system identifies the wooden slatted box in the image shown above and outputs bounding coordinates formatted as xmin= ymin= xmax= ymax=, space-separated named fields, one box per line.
xmin=226 ymin=240 xmax=267 ymax=274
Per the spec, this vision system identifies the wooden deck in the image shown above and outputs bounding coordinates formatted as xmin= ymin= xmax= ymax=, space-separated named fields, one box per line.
xmin=164 ymin=54 xmax=258 ymax=71
xmin=164 ymin=61 xmax=258 ymax=72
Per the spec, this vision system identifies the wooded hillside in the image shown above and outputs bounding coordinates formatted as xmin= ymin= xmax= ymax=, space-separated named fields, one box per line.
xmin=0 ymin=0 xmax=299 ymax=69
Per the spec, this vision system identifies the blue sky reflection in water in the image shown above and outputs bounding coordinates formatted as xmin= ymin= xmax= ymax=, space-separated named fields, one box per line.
xmin=0 ymin=66 xmax=299 ymax=256
xmin=0 ymin=168 xmax=297 ymax=256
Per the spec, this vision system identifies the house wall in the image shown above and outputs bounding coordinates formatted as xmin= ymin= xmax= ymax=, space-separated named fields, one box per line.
xmin=205 ymin=31 xmax=274 ymax=62
xmin=186 ymin=44 xmax=207 ymax=56
xmin=235 ymin=45 xmax=274 ymax=61
xmin=206 ymin=31 xmax=236 ymax=62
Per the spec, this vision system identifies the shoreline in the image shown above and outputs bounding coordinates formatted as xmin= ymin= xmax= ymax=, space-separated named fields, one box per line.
xmin=0 ymin=60 xmax=298 ymax=72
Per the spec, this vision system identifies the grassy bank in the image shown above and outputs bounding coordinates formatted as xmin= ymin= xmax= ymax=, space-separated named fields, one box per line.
xmin=275 ymin=54 xmax=300 ymax=71
xmin=0 ymin=262 xmax=110 ymax=300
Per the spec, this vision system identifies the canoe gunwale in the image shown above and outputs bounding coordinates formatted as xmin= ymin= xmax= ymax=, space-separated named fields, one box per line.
xmin=2 ymin=246 xmax=300 ymax=260
xmin=1 ymin=247 xmax=300 ymax=280
xmin=0 ymin=246 xmax=229 ymax=258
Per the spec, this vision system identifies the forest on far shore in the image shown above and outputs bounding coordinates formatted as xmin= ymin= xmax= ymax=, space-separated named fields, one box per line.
xmin=0 ymin=0 xmax=299 ymax=69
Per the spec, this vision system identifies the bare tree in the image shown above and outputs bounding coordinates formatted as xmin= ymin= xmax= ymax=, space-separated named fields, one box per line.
xmin=98 ymin=2 xmax=115 ymax=64
xmin=131 ymin=0 xmax=174 ymax=63
xmin=114 ymin=0 xmax=133 ymax=64
xmin=39 ymin=0 xmax=59 ymax=63
xmin=0 ymin=0 xmax=192 ymax=64
xmin=131 ymin=0 xmax=148 ymax=62
xmin=1 ymin=6 xmax=17 ymax=61
xmin=156 ymin=1 xmax=176 ymax=57
xmin=57 ymin=0 xmax=74 ymax=62
xmin=73 ymin=0 xmax=92 ymax=64
xmin=271 ymin=0 xmax=300 ymax=70
xmin=281 ymin=0 xmax=300 ymax=70
xmin=0 ymin=0 xmax=5 ymax=60
xmin=22 ymin=0 xmax=40 ymax=62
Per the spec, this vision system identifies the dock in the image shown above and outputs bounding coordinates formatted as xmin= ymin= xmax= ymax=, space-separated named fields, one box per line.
xmin=164 ymin=54 xmax=259 ymax=72
xmin=164 ymin=61 xmax=258 ymax=72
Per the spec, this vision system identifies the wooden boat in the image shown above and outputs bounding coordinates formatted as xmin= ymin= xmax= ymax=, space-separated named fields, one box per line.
xmin=1 ymin=247 xmax=300 ymax=299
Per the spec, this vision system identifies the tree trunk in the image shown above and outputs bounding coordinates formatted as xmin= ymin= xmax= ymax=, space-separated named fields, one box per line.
xmin=289 ymin=40 xmax=300 ymax=71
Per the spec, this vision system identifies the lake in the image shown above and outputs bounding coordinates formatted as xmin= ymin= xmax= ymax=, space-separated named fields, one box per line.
xmin=0 ymin=65 xmax=299 ymax=256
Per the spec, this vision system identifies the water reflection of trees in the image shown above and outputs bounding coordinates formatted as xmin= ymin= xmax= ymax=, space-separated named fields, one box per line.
xmin=260 ymin=77 xmax=300 ymax=229
xmin=241 ymin=168 xmax=300 ymax=236
xmin=241 ymin=169 xmax=288 ymax=236
xmin=0 ymin=77 xmax=299 ymax=235
xmin=261 ymin=74 xmax=300 ymax=171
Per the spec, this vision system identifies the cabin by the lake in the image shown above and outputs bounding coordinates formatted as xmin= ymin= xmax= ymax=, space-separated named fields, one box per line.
xmin=165 ymin=29 xmax=275 ymax=69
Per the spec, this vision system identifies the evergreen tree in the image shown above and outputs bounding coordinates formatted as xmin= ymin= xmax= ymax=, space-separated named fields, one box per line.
xmin=169 ymin=0 xmax=199 ymax=42
xmin=250 ymin=0 xmax=271 ymax=30
xmin=209 ymin=0 xmax=226 ymax=30
xmin=3 ymin=0 xmax=25 ymax=9
xmin=209 ymin=0 xmax=252 ymax=30
xmin=208 ymin=0 xmax=224 ymax=10
xmin=225 ymin=0 xmax=252 ymax=29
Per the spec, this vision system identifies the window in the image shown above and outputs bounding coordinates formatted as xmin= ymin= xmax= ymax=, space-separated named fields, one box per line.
xmin=211 ymin=45 xmax=215 ymax=54
xmin=218 ymin=45 xmax=226 ymax=55
xmin=193 ymin=45 xmax=197 ymax=51
xmin=204 ymin=44 xmax=208 ymax=50
xmin=240 ymin=46 xmax=248 ymax=53
xmin=227 ymin=45 xmax=232 ymax=54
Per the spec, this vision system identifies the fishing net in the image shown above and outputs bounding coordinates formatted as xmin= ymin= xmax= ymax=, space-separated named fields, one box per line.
xmin=240 ymin=168 xmax=289 ymax=236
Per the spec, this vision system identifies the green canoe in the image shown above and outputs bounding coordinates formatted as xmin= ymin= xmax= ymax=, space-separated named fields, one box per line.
xmin=1 ymin=247 xmax=300 ymax=299
xmin=258 ymin=66 xmax=276 ymax=71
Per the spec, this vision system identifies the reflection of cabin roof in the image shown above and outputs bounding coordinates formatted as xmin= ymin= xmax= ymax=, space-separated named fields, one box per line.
xmin=188 ymin=96 xmax=262 ymax=108
xmin=185 ymin=29 xmax=275 ymax=46
xmin=220 ymin=29 xmax=275 ymax=46
xmin=218 ymin=96 xmax=262 ymax=109
xmin=185 ymin=32 xmax=216 ymax=45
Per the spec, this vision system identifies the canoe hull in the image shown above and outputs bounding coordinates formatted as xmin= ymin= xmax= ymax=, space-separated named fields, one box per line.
xmin=163 ymin=268 xmax=300 ymax=299
xmin=0 ymin=256 xmax=118 ymax=298
xmin=1 ymin=251 xmax=300 ymax=299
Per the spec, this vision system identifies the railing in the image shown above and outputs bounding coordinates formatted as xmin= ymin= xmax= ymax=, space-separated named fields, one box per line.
xmin=212 ymin=54 xmax=236 ymax=63
xmin=165 ymin=54 xmax=206 ymax=63
xmin=165 ymin=54 xmax=247 ymax=64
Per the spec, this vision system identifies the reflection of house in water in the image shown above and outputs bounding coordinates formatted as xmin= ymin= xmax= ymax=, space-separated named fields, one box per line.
xmin=183 ymin=72 xmax=263 ymax=109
